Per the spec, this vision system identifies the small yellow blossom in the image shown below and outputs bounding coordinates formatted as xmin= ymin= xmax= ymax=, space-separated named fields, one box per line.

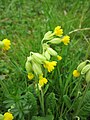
xmin=61 ymin=35 xmax=70 ymax=45
xmin=73 ymin=70 xmax=80 ymax=77
xmin=57 ymin=55 xmax=62 ymax=60
xmin=4 ymin=112 xmax=14 ymax=120
xmin=28 ymin=72 xmax=34 ymax=80
xmin=2 ymin=39 xmax=11 ymax=51
xmin=54 ymin=26 xmax=63 ymax=36
xmin=44 ymin=61 xmax=57 ymax=72
xmin=39 ymin=77 xmax=48 ymax=87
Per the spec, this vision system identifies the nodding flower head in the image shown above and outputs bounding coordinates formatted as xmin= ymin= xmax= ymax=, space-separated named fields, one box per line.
xmin=77 ymin=61 xmax=87 ymax=72
xmin=49 ymin=38 xmax=61 ymax=44
xmin=4 ymin=112 xmax=14 ymax=120
xmin=32 ymin=53 xmax=46 ymax=64
xmin=73 ymin=70 xmax=80 ymax=77
xmin=25 ymin=61 xmax=32 ymax=73
xmin=32 ymin=62 xmax=43 ymax=76
xmin=43 ymin=31 xmax=54 ymax=40
xmin=57 ymin=55 xmax=62 ymax=60
xmin=44 ymin=61 xmax=57 ymax=72
xmin=47 ymin=47 xmax=57 ymax=56
xmin=54 ymin=26 xmax=63 ymax=36
xmin=81 ymin=64 xmax=90 ymax=74
xmin=39 ymin=75 xmax=48 ymax=87
xmin=61 ymin=35 xmax=70 ymax=45
xmin=28 ymin=72 xmax=34 ymax=80
xmin=86 ymin=70 xmax=90 ymax=83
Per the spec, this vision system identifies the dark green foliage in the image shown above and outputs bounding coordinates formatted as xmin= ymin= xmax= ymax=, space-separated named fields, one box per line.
xmin=3 ymin=91 xmax=38 ymax=120
xmin=0 ymin=60 xmax=9 ymax=75
xmin=63 ymin=95 xmax=72 ymax=109
xmin=78 ymin=90 xmax=90 ymax=119
xmin=24 ymin=91 xmax=38 ymax=119
xmin=46 ymin=92 xmax=56 ymax=114
xmin=0 ymin=0 xmax=90 ymax=119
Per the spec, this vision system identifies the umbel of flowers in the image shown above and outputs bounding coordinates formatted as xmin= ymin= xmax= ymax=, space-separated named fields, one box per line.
xmin=25 ymin=26 xmax=70 ymax=88
xmin=73 ymin=60 xmax=90 ymax=83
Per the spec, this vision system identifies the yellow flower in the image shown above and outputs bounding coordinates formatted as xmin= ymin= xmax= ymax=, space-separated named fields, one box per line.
xmin=61 ymin=35 xmax=70 ymax=45
xmin=39 ymin=77 xmax=48 ymax=87
xmin=54 ymin=26 xmax=63 ymax=36
xmin=2 ymin=39 xmax=11 ymax=51
xmin=28 ymin=72 xmax=34 ymax=80
xmin=57 ymin=55 xmax=62 ymax=60
xmin=44 ymin=61 xmax=57 ymax=72
xmin=4 ymin=112 xmax=14 ymax=120
xmin=73 ymin=70 xmax=80 ymax=77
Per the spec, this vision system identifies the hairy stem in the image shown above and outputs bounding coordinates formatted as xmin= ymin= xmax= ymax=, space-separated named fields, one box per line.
xmin=68 ymin=28 xmax=90 ymax=35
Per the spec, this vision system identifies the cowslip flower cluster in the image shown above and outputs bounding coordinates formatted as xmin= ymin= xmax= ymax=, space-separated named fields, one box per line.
xmin=25 ymin=26 xmax=70 ymax=88
xmin=0 ymin=39 xmax=11 ymax=51
xmin=73 ymin=60 xmax=90 ymax=83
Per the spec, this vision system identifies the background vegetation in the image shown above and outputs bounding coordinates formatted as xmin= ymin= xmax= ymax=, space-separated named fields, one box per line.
xmin=0 ymin=0 xmax=90 ymax=120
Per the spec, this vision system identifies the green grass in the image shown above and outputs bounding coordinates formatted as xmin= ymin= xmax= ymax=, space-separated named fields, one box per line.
xmin=0 ymin=0 xmax=90 ymax=120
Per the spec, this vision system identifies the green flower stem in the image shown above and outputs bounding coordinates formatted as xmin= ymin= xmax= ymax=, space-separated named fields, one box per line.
xmin=68 ymin=28 xmax=90 ymax=35
xmin=39 ymin=88 xmax=45 ymax=116
xmin=57 ymin=65 xmax=65 ymax=117
xmin=60 ymin=103 xmax=65 ymax=118
xmin=41 ymin=89 xmax=45 ymax=115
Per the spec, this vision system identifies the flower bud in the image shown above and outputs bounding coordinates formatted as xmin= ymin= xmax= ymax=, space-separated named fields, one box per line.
xmin=32 ymin=53 xmax=46 ymax=64
xmin=86 ymin=70 xmax=90 ymax=83
xmin=73 ymin=70 xmax=80 ymax=77
xmin=42 ymin=43 xmax=49 ymax=51
xmin=28 ymin=72 xmax=34 ymax=80
xmin=27 ymin=56 xmax=32 ymax=62
xmin=61 ymin=35 xmax=70 ymax=45
xmin=77 ymin=61 xmax=87 ymax=72
xmin=32 ymin=62 xmax=42 ymax=75
xmin=47 ymin=47 xmax=57 ymax=56
xmin=54 ymin=26 xmax=63 ymax=36
xmin=81 ymin=64 xmax=90 ymax=74
xmin=57 ymin=55 xmax=62 ymax=60
xmin=44 ymin=50 xmax=50 ymax=60
xmin=25 ymin=61 xmax=32 ymax=73
xmin=49 ymin=38 xmax=61 ymax=44
xmin=43 ymin=31 xmax=54 ymax=40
